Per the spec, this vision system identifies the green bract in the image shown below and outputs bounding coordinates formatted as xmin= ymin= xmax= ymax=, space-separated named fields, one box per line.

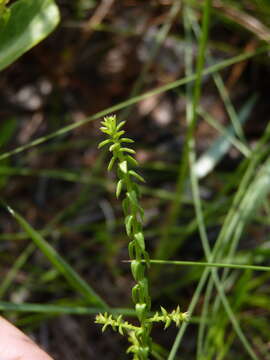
xmin=96 ymin=115 xmax=188 ymax=360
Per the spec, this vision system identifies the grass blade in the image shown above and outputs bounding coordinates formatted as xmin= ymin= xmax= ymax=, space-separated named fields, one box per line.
xmin=195 ymin=96 xmax=257 ymax=178
xmin=143 ymin=259 xmax=270 ymax=272
xmin=0 ymin=46 xmax=268 ymax=162
xmin=0 ymin=243 xmax=35 ymax=298
xmin=2 ymin=203 xmax=108 ymax=309
xmin=0 ymin=301 xmax=133 ymax=316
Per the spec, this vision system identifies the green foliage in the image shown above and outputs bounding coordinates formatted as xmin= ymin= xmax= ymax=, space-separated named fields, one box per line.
xmin=150 ymin=306 xmax=189 ymax=329
xmin=2 ymin=2 xmax=270 ymax=358
xmin=96 ymin=115 xmax=188 ymax=359
xmin=0 ymin=1 xmax=10 ymax=29
xmin=96 ymin=307 xmax=188 ymax=358
xmin=0 ymin=0 xmax=60 ymax=71
xmin=4 ymin=203 xmax=107 ymax=309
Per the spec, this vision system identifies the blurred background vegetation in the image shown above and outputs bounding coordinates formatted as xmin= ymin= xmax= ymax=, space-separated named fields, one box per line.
xmin=1 ymin=0 xmax=270 ymax=359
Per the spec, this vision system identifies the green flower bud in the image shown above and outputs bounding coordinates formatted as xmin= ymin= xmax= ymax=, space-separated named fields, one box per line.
xmin=137 ymin=346 xmax=150 ymax=359
xmin=131 ymin=260 xmax=145 ymax=281
xmin=135 ymin=303 xmax=147 ymax=322
xmin=132 ymin=284 xmax=140 ymax=304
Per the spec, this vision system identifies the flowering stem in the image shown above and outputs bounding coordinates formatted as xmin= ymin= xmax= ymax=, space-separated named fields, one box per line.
xmin=96 ymin=115 xmax=188 ymax=359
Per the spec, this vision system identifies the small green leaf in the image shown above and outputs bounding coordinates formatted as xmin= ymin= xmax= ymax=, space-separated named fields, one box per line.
xmin=126 ymin=155 xmax=138 ymax=167
xmin=127 ymin=190 xmax=138 ymax=206
xmin=115 ymin=130 xmax=125 ymax=138
xmin=135 ymin=303 xmax=147 ymax=322
xmin=138 ymin=278 xmax=149 ymax=302
xmin=161 ymin=306 xmax=167 ymax=317
xmin=131 ymin=260 xmax=145 ymax=281
xmin=116 ymin=121 xmax=126 ymax=131
xmin=102 ymin=323 xmax=109 ymax=332
xmin=119 ymin=160 xmax=128 ymax=174
xmin=108 ymin=157 xmax=115 ymax=171
xmin=129 ymin=170 xmax=145 ymax=183
xmin=116 ymin=179 xmax=124 ymax=198
xmin=98 ymin=139 xmax=111 ymax=149
xmin=120 ymin=148 xmax=136 ymax=154
xmin=164 ymin=317 xmax=171 ymax=329
xmin=100 ymin=127 xmax=111 ymax=134
xmin=137 ymin=346 xmax=150 ymax=358
xmin=134 ymin=232 xmax=145 ymax=251
xmin=109 ymin=143 xmax=120 ymax=152
xmin=119 ymin=325 xmax=124 ymax=335
xmin=125 ymin=215 xmax=133 ymax=237
xmin=132 ymin=284 xmax=140 ymax=304
xmin=120 ymin=138 xmax=134 ymax=144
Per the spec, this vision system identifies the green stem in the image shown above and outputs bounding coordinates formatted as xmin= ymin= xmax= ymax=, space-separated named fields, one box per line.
xmin=140 ymin=259 xmax=270 ymax=272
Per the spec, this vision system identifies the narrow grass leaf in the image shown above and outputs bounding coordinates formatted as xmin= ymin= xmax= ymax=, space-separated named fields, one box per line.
xmin=194 ymin=96 xmax=257 ymax=178
xmin=0 ymin=243 xmax=35 ymax=298
xmin=0 ymin=45 xmax=268 ymax=162
xmin=0 ymin=301 xmax=133 ymax=316
xmin=3 ymin=203 xmax=107 ymax=309
xmin=143 ymin=259 xmax=270 ymax=272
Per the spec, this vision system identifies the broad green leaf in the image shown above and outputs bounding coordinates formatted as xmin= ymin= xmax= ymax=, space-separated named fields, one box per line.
xmin=0 ymin=0 xmax=60 ymax=71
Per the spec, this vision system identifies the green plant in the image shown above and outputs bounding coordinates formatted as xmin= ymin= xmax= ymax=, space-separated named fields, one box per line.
xmin=0 ymin=1 xmax=10 ymax=24
xmin=1 ymin=2 xmax=270 ymax=358
xmin=0 ymin=0 xmax=60 ymax=71
xmin=95 ymin=115 xmax=188 ymax=360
